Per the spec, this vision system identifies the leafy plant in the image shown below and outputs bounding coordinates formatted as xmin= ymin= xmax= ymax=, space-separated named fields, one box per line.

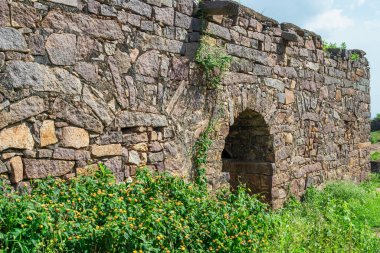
xmin=192 ymin=121 xmax=217 ymax=188
xmin=0 ymin=166 xmax=274 ymax=252
xmin=371 ymin=151 xmax=380 ymax=161
xmin=351 ymin=52 xmax=361 ymax=61
xmin=322 ymin=40 xmax=347 ymax=52
xmin=1 ymin=167 xmax=380 ymax=252
xmin=371 ymin=131 xmax=380 ymax=144
xmin=195 ymin=36 xmax=232 ymax=89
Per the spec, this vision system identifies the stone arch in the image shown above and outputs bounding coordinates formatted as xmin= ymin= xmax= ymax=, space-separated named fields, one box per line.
xmin=222 ymin=109 xmax=275 ymax=202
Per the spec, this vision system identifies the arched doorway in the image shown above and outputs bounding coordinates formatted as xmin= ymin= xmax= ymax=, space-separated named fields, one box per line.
xmin=222 ymin=109 xmax=275 ymax=202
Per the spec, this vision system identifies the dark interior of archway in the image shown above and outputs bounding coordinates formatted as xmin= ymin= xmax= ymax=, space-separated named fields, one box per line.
xmin=222 ymin=109 xmax=274 ymax=202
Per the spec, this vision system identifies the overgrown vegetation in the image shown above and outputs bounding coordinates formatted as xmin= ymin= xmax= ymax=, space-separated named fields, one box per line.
xmin=195 ymin=36 xmax=232 ymax=89
xmin=192 ymin=121 xmax=216 ymax=188
xmin=371 ymin=131 xmax=380 ymax=144
xmin=322 ymin=40 xmax=347 ymax=52
xmin=351 ymin=52 xmax=361 ymax=61
xmin=322 ymin=40 xmax=361 ymax=61
xmin=1 ymin=166 xmax=379 ymax=252
xmin=371 ymin=151 xmax=380 ymax=161
xmin=269 ymin=175 xmax=380 ymax=252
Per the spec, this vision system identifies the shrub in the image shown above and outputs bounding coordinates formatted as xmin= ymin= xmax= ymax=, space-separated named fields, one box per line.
xmin=195 ymin=36 xmax=232 ymax=89
xmin=0 ymin=166 xmax=274 ymax=252
xmin=269 ymin=181 xmax=380 ymax=252
xmin=0 ymin=166 xmax=379 ymax=252
xmin=371 ymin=151 xmax=380 ymax=161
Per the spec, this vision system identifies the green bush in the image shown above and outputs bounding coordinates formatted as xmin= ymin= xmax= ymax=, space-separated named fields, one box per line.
xmin=371 ymin=151 xmax=380 ymax=161
xmin=0 ymin=166 xmax=274 ymax=252
xmin=322 ymin=40 xmax=347 ymax=52
xmin=195 ymin=36 xmax=232 ymax=88
xmin=371 ymin=131 xmax=380 ymax=144
xmin=1 ymin=166 xmax=379 ymax=252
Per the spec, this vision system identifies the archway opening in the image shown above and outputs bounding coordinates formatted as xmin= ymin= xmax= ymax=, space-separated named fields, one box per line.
xmin=222 ymin=109 xmax=275 ymax=202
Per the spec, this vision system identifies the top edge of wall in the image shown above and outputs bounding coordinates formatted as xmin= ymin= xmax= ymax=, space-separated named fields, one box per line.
xmin=197 ymin=0 xmax=367 ymax=60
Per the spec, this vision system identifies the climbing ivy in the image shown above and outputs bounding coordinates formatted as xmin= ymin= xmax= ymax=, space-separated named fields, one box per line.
xmin=192 ymin=121 xmax=216 ymax=188
xmin=195 ymin=36 xmax=232 ymax=89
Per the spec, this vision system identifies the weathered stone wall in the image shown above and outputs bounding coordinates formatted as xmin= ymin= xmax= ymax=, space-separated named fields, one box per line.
xmin=0 ymin=0 xmax=371 ymax=207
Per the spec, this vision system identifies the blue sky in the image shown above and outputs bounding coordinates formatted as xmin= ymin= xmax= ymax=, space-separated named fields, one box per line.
xmin=241 ymin=0 xmax=379 ymax=118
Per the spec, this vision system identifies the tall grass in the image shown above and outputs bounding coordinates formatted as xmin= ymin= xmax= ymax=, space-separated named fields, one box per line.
xmin=0 ymin=166 xmax=379 ymax=252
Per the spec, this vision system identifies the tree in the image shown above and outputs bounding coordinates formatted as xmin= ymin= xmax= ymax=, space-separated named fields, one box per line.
xmin=371 ymin=114 xmax=380 ymax=132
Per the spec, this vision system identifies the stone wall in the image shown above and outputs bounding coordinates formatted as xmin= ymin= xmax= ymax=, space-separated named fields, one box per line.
xmin=0 ymin=0 xmax=371 ymax=207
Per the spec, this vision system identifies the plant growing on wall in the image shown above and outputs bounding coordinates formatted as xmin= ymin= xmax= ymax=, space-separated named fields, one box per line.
xmin=192 ymin=121 xmax=216 ymax=188
xmin=195 ymin=36 xmax=232 ymax=89
xmin=350 ymin=52 xmax=360 ymax=61
xmin=323 ymin=40 xmax=361 ymax=61
xmin=322 ymin=40 xmax=347 ymax=52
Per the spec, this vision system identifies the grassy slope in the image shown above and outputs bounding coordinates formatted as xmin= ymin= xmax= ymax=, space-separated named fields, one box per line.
xmin=268 ymin=174 xmax=380 ymax=252
xmin=0 ymin=168 xmax=379 ymax=252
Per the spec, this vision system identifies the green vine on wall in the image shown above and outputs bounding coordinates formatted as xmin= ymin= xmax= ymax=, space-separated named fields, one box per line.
xmin=195 ymin=36 xmax=232 ymax=89
xmin=191 ymin=105 xmax=224 ymax=188
xmin=192 ymin=121 xmax=216 ymax=188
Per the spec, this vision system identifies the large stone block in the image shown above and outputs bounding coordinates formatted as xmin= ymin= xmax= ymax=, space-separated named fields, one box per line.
xmin=136 ymin=32 xmax=184 ymax=54
xmin=46 ymin=33 xmax=77 ymax=66
xmin=205 ymin=22 xmax=231 ymax=41
xmin=53 ymin=148 xmax=76 ymax=160
xmin=0 ymin=96 xmax=46 ymax=129
xmin=154 ymin=7 xmax=174 ymax=26
xmin=9 ymin=156 xmax=23 ymax=183
xmin=175 ymin=11 xmax=192 ymax=29
xmin=10 ymin=2 xmax=38 ymax=28
xmin=123 ymin=0 xmax=152 ymax=17
xmin=0 ymin=28 xmax=28 ymax=52
xmin=5 ymin=61 xmax=82 ymax=94
xmin=40 ymin=120 xmax=58 ymax=147
xmin=176 ymin=0 xmax=193 ymax=15
xmin=47 ymin=0 xmax=79 ymax=7
xmin=62 ymin=126 xmax=89 ymax=149
xmin=42 ymin=10 xmax=124 ymax=40
xmin=24 ymin=159 xmax=75 ymax=179
xmin=74 ymin=62 xmax=99 ymax=83
xmin=227 ymin=44 xmax=270 ymax=66
xmin=116 ymin=111 xmax=168 ymax=128
xmin=135 ymin=50 xmax=161 ymax=77
xmin=82 ymin=85 xmax=114 ymax=125
xmin=0 ymin=0 xmax=10 ymax=26
xmin=52 ymin=98 xmax=103 ymax=134
xmin=91 ymin=144 xmax=122 ymax=157
xmin=0 ymin=124 xmax=34 ymax=152
xmin=264 ymin=78 xmax=285 ymax=92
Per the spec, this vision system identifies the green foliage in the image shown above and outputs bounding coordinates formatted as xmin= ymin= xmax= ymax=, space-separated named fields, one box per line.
xmin=371 ymin=131 xmax=380 ymax=144
xmin=351 ymin=52 xmax=361 ymax=61
xmin=0 ymin=166 xmax=273 ymax=253
xmin=322 ymin=40 xmax=347 ymax=52
xmin=1 ymin=167 xmax=379 ymax=252
xmin=195 ymin=37 xmax=232 ymax=89
xmin=192 ymin=121 xmax=217 ymax=188
xmin=371 ymin=151 xmax=380 ymax=161
xmin=269 ymin=179 xmax=380 ymax=252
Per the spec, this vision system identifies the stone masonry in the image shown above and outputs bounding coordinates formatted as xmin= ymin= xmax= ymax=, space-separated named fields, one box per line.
xmin=0 ymin=0 xmax=371 ymax=208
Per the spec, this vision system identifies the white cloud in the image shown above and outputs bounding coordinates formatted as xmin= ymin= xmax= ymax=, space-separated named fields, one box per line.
xmin=305 ymin=9 xmax=354 ymax=31
xmin=350 ymin=0 xmax=367 ymax=9
xmin=357 ymin=0 xmax=366 ymax=6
